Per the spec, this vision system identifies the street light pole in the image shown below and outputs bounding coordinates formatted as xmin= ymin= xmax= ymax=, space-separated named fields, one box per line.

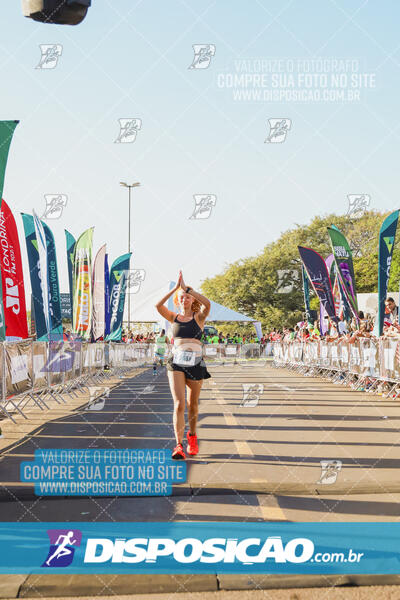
xmin=120 ymin=181 xmax=140 ymax=334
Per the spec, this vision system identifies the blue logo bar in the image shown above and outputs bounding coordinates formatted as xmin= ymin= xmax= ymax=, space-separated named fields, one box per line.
xmin=0 ymin=523 xmax=400 ymax=574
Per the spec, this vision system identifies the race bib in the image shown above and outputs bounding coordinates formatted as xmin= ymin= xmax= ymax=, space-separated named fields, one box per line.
xmin=173 ymin=349 xmax=196 ymax=366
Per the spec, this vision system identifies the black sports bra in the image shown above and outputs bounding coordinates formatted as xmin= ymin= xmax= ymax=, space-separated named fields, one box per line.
xmin=171 ymin=312 xmax=203 ymax=340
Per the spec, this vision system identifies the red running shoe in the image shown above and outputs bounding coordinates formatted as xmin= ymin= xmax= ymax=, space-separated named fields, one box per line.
xmin=186 ymin=431 xmax=199 ymax=456
xmin=172 ymin=443 xmax=186 ymax=460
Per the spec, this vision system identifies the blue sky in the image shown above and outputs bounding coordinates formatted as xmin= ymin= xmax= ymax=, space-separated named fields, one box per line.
xmin=1 ymin=0 xmax=399 ymax=311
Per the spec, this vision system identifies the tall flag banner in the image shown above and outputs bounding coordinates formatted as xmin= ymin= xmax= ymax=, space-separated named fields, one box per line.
xmin=325 ymin=253 xmax=335 ymax=277
xmin=73 ymin=227 xmax=94 ymax=340
xmin=324 ymin=253 xmax=335 ymax=324
xmin=374 ymin=210 xmax=400 ymax=337
xmin=319 ymin=303 xmax=328 ymax=335
xmin=327 ymin=226 xmax=358 ymax=320
xmin=332 ymin=269 xmax=342 ymax=319
xmin=298 ymin=246 xmax=337 ymax=321
xmin=0 ymin=121 xmax=18 ymax=202
xmin=106 ymin=253 xmax=131 ymax=341
xmin=253 ymin=321 xmax=262 ymax=340
xmin=0 ymin=200 xmax=28 ymax=339
xmin=92 ymin=244 xmax=106 ymax=341
xmin=0 ymin=121 xmax=20 ymax=340
xmin=32 ymin=210 xmax=51 ymax=337
xmin=22 ymin=213 xmax=48 ymax=340
xmin=65 ymin=230 xmax=76 ymax=313
xmin=301 ymin=266 xmax=311 ymax=322
xmin=104 ymin=253 xmax=110 ymax=337
xmin=165 ymin=280 xmax=176 ymax=334
xmin=42 ymin=222 xmax=63 ymax=340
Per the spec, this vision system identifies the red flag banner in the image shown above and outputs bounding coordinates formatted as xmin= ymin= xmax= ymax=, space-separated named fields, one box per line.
xmin=0 ymin=199 xmax=28 ymax=338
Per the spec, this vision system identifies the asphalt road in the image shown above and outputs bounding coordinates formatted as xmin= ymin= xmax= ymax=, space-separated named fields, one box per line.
xmin=0 ymin=361 xmax=400 ymax=521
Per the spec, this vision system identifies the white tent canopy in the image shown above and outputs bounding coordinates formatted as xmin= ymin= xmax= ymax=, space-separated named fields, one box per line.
xmin=127 ymin=282 xmax=254 ymax=324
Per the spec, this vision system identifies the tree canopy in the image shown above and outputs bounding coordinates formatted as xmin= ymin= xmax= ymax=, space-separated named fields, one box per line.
xmin=201 ymin=210 xmax=400 ymax=329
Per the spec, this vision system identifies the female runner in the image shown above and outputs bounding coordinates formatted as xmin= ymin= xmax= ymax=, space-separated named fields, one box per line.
xmin=155 ymin=271 xmax=211 ymax=459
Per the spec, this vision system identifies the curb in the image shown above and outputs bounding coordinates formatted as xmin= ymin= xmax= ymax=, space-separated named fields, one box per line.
xmin=16 ymin=574 xmax=217 ymax=598
xmin=2 ymin=573 xmax=400 ymax=598
xmin=2 ymin=480 xmax=398 ymax=503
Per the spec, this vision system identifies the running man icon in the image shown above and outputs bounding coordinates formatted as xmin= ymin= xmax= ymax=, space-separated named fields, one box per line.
xmin=42 ymin=529 xmax=82 ymax=568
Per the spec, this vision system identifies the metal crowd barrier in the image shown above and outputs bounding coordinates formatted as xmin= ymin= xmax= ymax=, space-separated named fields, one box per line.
xmin=0 ymin=341 xmax=155 ymax=424
xmin=0 ymin=340 xmax=276 ymax=423
xmin=272 ymin=338 xmax=400 ymax=397
xmin=200 ymin=343 xmax=272 ymax=366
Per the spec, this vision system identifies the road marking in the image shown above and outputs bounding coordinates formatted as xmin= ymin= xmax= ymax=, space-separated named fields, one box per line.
xmin=250 ymin=481 xmax=286 ymax=520
xmin=258 ymin=502 xmax=286 ymax=521
xmin=214 ymin=386 xmax=253 ymax=457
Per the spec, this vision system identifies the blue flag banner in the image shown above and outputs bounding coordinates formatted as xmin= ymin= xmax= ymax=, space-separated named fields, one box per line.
xmin=42 ymin=222 xmax=63 ymax=340
xmin=104 ymin=253 xmax=110 ymax=337
xmin=1 ymin=522 xmax=400 ymax=574
xmin=298 ymin=246 xmax=337 ymax=321
xmin=21 ymin=213 xmax=49 ymax=341
xmin=374 ymin=210 xmax=400 ymax=336
xmin=106 ymin=253 xmax=131 ymax=341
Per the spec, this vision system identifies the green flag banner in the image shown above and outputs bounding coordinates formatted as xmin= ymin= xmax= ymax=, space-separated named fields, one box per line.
xmin=327 ymin=225 xmax=358 ymax=320
xmin=73 ymin=227 xmax=94 ymax=340
xmin=65 ymin=230 xmax=76 ymax=314
xmin=0 ymin=120 xmax=18 ymax=202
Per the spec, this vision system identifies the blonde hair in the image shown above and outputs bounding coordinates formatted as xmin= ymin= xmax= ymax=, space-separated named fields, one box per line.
xmin=173 ymin=287 xmax=201 ymax=313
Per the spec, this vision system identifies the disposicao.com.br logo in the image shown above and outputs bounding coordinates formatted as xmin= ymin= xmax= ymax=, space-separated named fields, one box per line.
xmin=42 ymin=529 xmax=82 ymax=567
xmin=80 ymin=536 xmax=363 ymax=566
xmin=0 ymin=522 xmax=387 ymax=574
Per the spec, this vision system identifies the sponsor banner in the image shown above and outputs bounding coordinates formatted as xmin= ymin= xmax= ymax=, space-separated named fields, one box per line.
xmin=0 ymin=121 xmax=19 ymax=340
xmin=92 ymin=244 xmax=106 ymax=341
xmin=298 ymin=246 xmax=337 ymax=321
xmin=42 ymin=222 xmax=63 ymax=340
xmin=104 ymin=253 xmax=110 ymax=337
xmin=0 ymin=522 xmax=400 ymax=574
xmin=253 ymin=321 xmax=262 ymax=340
xmin=60 ymin=293 xmax=71 ymax=319
xmin=106 ymin=252 xmax=131 ymax=341
xmin=0 ymin=200 xmax=28 ymax=339
xmin=327 ymin=225 xmax=358 ymax=320
xmin=22 ymin=213 xmax=49 ymax=341
xmin=4 ymin=340 xmax=32 ymax=397
xmin=65 ymin=230 xmax=76 ymax=313
xmin=20 ymin=449 xmax=186 ymax=496
xmin=73 ymin=228 xmax=94 ymax=340
xmin=374 ymin=210 xmax=400 ymax=336
xmin=33 ymin=210 xmax=51 ymax=337
xmin=301 ymin=265 xmax=311 ymax=322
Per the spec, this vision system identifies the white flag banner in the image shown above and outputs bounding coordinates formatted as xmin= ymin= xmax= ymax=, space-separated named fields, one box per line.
xmin=253 ymin=321 xmax=262 ymax=340
xmin=92 ymin=244 xmax=106 ymax=341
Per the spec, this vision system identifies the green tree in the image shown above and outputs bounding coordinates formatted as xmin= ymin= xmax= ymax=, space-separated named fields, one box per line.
xmin=201 ymin=210 xmax=398 ymax=329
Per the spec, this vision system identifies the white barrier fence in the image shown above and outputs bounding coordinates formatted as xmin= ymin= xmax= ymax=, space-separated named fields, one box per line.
xmin=0 ymin=341 xmax=275 ymax=423
xmin=0 ymin=341 xmax=156 ymax=423
xmin=272 ymin=338 xmax=400 ymax=396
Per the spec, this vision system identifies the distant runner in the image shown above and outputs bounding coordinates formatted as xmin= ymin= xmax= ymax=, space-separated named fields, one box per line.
xmin=153 ymin=329 xmax=169 ymax=375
